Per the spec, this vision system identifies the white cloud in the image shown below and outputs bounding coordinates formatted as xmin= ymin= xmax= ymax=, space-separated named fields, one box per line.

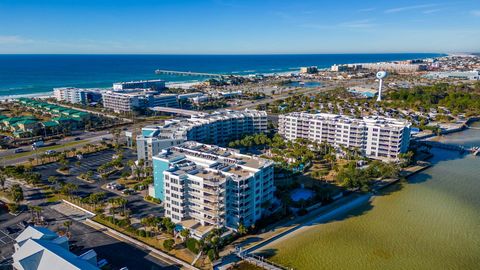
xmin=0 ymin=35 xmax=32 ymax=45
xmin=471 ymin=10 xmax=480 ymax=16
xmin=339 ymin=19 xmax=376 ymax=29
xmin=301 ymin=19 xmax=376 ymax=30
xmin=423 ymin=8 xmax=443 ymax=14
xmin=385 ymin=4 xmax=438 ymax=14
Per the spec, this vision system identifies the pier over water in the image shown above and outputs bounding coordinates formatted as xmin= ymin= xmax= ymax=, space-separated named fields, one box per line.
xmin=155 ymin=69 xmax=228 ymax=78
xmin=419 ymin=140 xmax=479 ymax=155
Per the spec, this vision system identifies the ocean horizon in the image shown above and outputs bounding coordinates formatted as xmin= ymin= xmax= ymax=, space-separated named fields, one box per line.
xmin=0 ymin=53 xmax=443 ymax=98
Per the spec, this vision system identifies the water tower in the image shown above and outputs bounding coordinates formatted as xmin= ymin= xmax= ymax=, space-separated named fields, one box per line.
xmin=376 ymin=71 xmax=388 ymax=102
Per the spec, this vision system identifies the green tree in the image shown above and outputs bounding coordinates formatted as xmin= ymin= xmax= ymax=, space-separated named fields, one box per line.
xmin=180 ymin=228 xmax=190 ymax=241
xmin=163 ymin=238 xmax=175 ymax=251
xmin=10 ymin=184 xmax=24 ymax=203
xmin=48 ymin=176 xmax=59 ymax=187
xmin=237 ymin=223 xmax=247 ymax=235
xmin=0 ymin=174 xmax=5 ymax=191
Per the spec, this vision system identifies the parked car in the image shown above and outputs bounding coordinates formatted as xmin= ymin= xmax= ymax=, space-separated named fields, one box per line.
xmin=14 ymin=148 xmax=24 ymax=153
xmin=45 ymin=150 xmax=56 ymax=155
xmin=122 ymin=188 xmax=134 ymax=195
xmin=74 ymin=137 xmax=82 ymax=141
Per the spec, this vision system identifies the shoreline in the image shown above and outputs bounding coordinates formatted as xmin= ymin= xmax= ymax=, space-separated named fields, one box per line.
xmin=239 ymin=155 xmax=435 ymax=261
xmin=0 ymin=53 xmax=443 ymax=99
xmin=239 ymin=124 xmax=478 ymax=267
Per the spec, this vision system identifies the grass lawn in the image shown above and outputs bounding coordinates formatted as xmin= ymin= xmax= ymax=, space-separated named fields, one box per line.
xmin=6 ymin=140 xmax=87 ymax=160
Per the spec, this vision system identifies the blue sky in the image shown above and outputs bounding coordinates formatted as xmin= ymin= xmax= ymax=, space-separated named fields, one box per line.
xmin=0 ymin=0 xmax=479 ymax=54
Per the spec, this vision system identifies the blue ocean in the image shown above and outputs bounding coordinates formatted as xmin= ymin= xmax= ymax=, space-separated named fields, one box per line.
xmin=0 ymin=53 xmax=442 ymax=98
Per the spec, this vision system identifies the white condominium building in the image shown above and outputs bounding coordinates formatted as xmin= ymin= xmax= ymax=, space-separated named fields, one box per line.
xmin=53 ymin=87 xmax=102 ymax=104
xmin=152 ymin=141 xmax=275 ymax=238
xmin=102 ymin=90 xmax=179 ymax=113
xmin=137 ymin=110 xmax=268 ymax=163
xmin=101 ymin=91 xmax=148 ymax=113
xmin=113 ymin=79 xmax=166 ymax=91
xmin=279 ymin=112 xmax=411 ymax=160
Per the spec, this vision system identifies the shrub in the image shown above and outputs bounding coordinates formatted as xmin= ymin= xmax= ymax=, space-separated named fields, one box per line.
xmin=117 ymin=218 xmax=130 ymax=228
xmin=145 ymin=195 xmax=161 ymax=204
xmin=8 ymin=203 xmax=20 ymax=213
xmin=186 ymin=238 xmax=199 ymax=254
xmin=138 ymin=229 xmax=147 ymax=237
xmin=163 ymin=239 xmax=175 ymax=251
xmin=207 ymin=249 xmax=217 ymax=261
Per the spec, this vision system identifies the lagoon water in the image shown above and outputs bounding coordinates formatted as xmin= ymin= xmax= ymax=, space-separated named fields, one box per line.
xmin=0 ymin=53 xmax=441 ymax=98
xmin=262 ymin=123 xmax=480 ymax=270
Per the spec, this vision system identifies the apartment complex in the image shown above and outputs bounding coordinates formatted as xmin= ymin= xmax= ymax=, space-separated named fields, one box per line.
xmin=102 ymin=90 xmax=178 ymax=113
xmin=361 ymin=62 xmax=428 ymax=73
xmin=102 ymin=91 xmax=148 ymax=113
xmin=279 ymin=112 xmax=411 ymax=160
xmin=136 ymin=110 xmax=268 ymax=163
xmin=424 ymin=70 xmax=480 ymax=80
xmin=53 ymin=87 xmax=102 ymax=104
xmin=113 ymin=79 xmax=166 ymax=91
xmin=152 ymin=141 xmax=275 ymax=237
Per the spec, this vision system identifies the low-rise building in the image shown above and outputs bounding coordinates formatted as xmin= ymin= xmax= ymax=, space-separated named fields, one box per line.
xmin=152 ymin=141 xmax=275 ymax=238
xmin=12 ymin=226 xmax=99 ymax=270
xmin=113 ymin=79 xmax=166 ymax=91
xmin=423 ymin=70 xmax=480 ymax=80
xmin=300 ymin=66 xmax=318 ymax=74
xmin=136 ymin=110 xmax=268 ymax=164
xmin=279 ymin=112 xmax=411 ymax=160
xmin=361 ymin=63 xmax=428 ymax=73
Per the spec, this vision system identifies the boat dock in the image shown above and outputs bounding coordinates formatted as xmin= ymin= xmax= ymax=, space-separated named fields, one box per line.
xmin=419 ymin=140 xmax=480 ymax=155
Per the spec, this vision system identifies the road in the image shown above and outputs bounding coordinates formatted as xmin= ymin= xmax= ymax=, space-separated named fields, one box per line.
xmin=0 ymin=131 xmax=113 ymax=166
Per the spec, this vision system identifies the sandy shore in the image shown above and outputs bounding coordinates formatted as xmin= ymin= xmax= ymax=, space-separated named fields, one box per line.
xmin=0 ymin=91 xmax=53 ymax=100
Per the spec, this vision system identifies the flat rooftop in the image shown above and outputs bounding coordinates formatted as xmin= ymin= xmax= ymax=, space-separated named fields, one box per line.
xmin=157 ymin=141 xmax=273 ymax=180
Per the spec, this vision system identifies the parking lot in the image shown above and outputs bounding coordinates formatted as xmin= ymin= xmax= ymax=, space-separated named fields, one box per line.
xmin=33 ymin=148 xmax=164 ymax=219
xmin=0 ymin=202 xmax=178 ymax=270
xmin=0 ymin=210 xmax=30 ymax=265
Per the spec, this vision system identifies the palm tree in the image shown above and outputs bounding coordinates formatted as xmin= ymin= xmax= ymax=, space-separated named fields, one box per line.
xmin=86 ymin=171 xmax=94 ymax=181
xmin=117 ymin=198 xmax=128 ymax=217
xmin=108 ymin=198 xmax=118 ymax=219
xmin=0 ymin=174 xmax=5 ymax=191
xmin=63 ymin=220 xmax=72 ymax=237
xmin=32 ymin=206 xmax=42 ymax=225
xmin=237 ymin=223 xmax=247 ymax=235
xmin=180 ymin=228 xmax=190 ymax=241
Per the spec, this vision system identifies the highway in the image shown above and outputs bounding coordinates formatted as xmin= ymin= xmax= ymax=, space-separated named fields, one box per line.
xmin=0 ymin=131 xmax=113 ymax=166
